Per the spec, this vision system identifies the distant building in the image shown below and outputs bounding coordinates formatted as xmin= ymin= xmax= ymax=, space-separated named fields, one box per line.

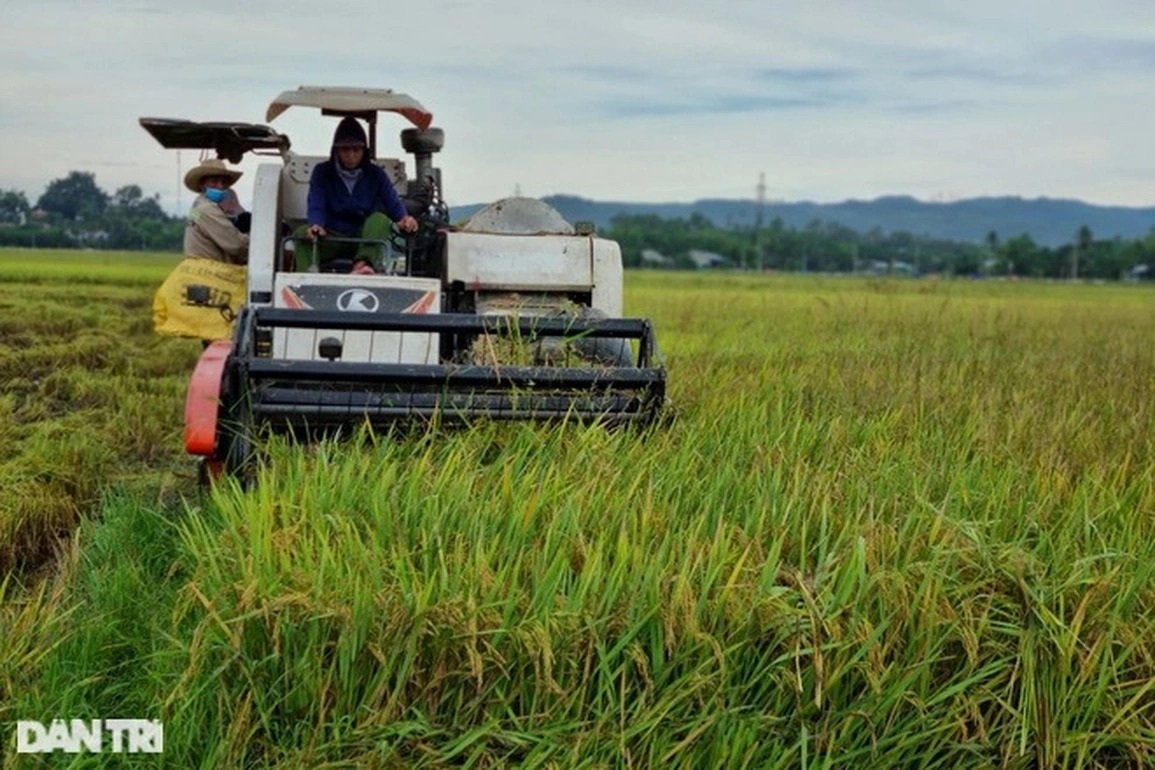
xmin=864 ymin=259 xmax=914 ymax=276
xmin=687 ymin=249 xmax=729 ymax=269
xmin=640 ymin=248 xmax=673 ymax=267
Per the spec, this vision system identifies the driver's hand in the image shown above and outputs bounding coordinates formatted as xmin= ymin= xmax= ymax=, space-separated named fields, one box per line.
xmin=396 ymin=215 xmax=419 ymax=234
xmin=307 ymin=224 xmax=326 ymax=238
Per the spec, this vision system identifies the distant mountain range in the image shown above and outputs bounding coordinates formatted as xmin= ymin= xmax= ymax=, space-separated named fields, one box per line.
xmin=450 ymin=194 xmax=1155 ymax=248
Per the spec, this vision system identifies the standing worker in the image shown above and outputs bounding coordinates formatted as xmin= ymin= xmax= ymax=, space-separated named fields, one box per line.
xmin=153 ymin=158 xmax=249 ymax=342
xmin=183 ymin=158 xmax=249 ymax=264
xmin=299 ymin=116 xmax=418 ymax=274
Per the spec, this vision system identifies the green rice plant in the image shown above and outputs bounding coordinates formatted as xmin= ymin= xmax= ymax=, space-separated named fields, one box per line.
xmin=3 ymin=263 xmax=1153 ymax=767
xmin=3 ymin=491 xmax=191 ymax=769
xmin=0 ymin=561 xmax=73 ymax=734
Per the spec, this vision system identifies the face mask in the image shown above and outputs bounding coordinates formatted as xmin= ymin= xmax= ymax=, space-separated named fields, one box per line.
xmin=204 ymin=188 xmax=228 ymax=204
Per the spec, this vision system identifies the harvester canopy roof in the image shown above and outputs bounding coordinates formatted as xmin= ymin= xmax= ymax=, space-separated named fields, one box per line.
xmin=138 ymin=118 xmax=290 ymax=163
xmin=266 ymin=86 xmax=433 ymax=130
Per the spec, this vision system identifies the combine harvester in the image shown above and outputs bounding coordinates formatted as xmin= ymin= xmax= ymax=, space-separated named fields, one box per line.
xmin=141 ymin=86 xmax=666 ymax=481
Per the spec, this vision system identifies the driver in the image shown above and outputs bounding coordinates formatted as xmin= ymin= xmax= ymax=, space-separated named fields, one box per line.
xmin=297 ymin=116 xmax=418 ymax=274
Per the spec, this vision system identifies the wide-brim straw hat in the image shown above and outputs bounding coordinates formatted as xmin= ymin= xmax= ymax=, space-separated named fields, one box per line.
xmin=184 ymin=158 xmax=243 ymax=193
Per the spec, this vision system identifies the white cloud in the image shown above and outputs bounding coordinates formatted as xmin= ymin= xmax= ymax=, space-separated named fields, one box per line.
xmin=2 ymin=0 xmax=1155 ymax=214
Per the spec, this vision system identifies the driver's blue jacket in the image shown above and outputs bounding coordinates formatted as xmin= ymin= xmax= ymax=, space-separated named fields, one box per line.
xmin=306 ymin=159 xmax=408 ymax=236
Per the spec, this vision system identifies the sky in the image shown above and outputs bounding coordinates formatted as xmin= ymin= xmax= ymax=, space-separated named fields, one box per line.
xmin=3 ymin=0 xmax=1155 ymax=215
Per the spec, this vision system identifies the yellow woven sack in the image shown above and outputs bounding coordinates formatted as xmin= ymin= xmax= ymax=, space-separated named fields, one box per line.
xmin=152 ymin=257 xmax=247 ymax=340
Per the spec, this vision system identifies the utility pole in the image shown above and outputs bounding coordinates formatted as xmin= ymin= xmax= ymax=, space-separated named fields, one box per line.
xmin=753 ymin=172 xmax=765 ymax=271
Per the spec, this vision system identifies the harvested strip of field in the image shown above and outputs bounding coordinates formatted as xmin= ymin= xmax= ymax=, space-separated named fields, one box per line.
xmin=0 ymin=249 xmax=198 ymax=574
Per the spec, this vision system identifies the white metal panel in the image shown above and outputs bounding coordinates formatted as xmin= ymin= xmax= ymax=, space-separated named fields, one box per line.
xmin=444 ymin=232 xmax=593 ymax=291
xmin=247 ymin=163 xmax=284 ymax=304
xmin=271 ymin=274 xmax=440 ymax=364
xmin=281 ymin=155 xmax=322 ymax=223
xmin=590 ymin=238 xmax=624 ymax=317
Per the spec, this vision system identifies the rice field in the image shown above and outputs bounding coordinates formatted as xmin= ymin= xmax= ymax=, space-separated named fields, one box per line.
xmin=1 ymin=248 xmax=1153 ymax=767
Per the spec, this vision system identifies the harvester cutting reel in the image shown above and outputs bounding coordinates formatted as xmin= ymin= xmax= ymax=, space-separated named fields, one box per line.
xmin=185 ymin=306 xmax=667 ymax=485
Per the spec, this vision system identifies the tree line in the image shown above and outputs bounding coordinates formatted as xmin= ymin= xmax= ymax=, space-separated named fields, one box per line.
xmin=2 ymin=171 xmax=1152 ymax=280
xmin=0 ymin=171 xmax=183 ymax=251
xmin=610 ymin=213 xmax=1153 ymax=280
